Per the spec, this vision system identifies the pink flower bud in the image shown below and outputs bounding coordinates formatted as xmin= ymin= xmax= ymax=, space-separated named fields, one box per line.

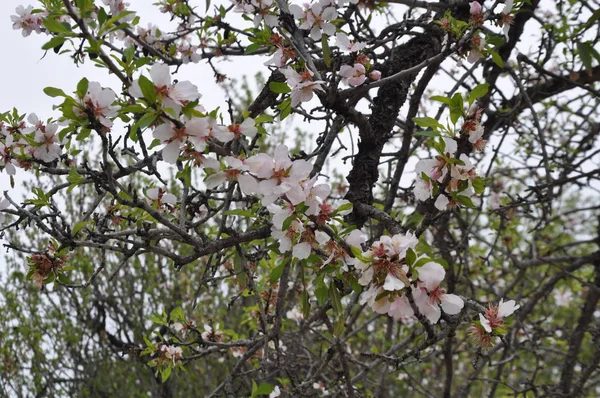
xmin=369 ymin=70 xmax=382 ymax=81
xmin=469 ymin=1 xmax=482 ymax=15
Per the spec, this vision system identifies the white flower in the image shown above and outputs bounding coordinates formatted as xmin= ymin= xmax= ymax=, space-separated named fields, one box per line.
xmin=75 ymin=82 xmax=118 ymax=130
xmin=11 ymin=5 xmax=44 ymax=37
xmin=269 ymin=386 xmax=281 ymax=398
xmin=146 ymin=187 xmax=177 ymax=210
xmin=33 ymin=123 xmax=62 ymax=162
xmin=497 ymin=298 xmax=520 ymax=318
xmin=339 ymin=63 xmax=367 ymax=87
xmin=336 ymin=33 xmax=365 ymax=53
xmin=129 ymin=63 xmax=200 ymax=115
xmin=479 ymin=313 xmax=492 ymax=333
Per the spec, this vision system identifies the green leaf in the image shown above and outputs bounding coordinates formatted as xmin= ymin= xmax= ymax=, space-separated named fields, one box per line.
xmin=322 ymin=35 xmax=331 ymax=67
xmin=489 ymin=50 xmax=504 ymax=68
xmin=44 ymin=87 xmax=68 ymax=98
xmin=281 ymin=214 xmax=296 ymax=232
xmin=161 ymin=366 xmax=172 ymax=383
xmin=413 ymin=130 xmax=438 ymax=137
xmin=449 ymin=93 xmax=464 ymax=125
xmin=335 ymin=202 xmax=353 ymax=214
xmin=456 ymin=195 xmax=475 ymax=208
xmin=43 ymin=18 xmax=70 ymax=33
xmin=329 ymin=281 xmax=343 ymax=315
xmin=245 ymin=43 xmax=263 ymax=54
xmin=269 ymin=81 xmax=291 ymax=94
xmin=578 ymin=41 xmax=595 ymax=70
xmin=169 ymin=307 xmax=186 ymax=322
xmin=76 ymin=128 xmax=91 ymax=141
xmin=468 ymin=83 xmax=489 ymax=105
xmin=250 ymin=382 xmax=274 ymax=398
xmin=77 ymin=78 xmax=89 ymax=98
xmin=72 ymin=221 xmax=88 ymax=236
xmin=279 ymin=98 xmax=292 ymax=121
xmin=138 ymin=75 xmax=157 ymax=103
xmin=41 ymin=36 xmax=66 ymax=51
xmin=430 ymin=95 xmax=453 ymax=105
xmin=269 ymin=262 xmax=285 ymax=283
xmin=406 ymin=247 xmax=416 ymax=266
xmin=413 ymin=117 xmax=442 ymax=129
xmin=315 ymin=281 xmax=328 ymax=306
xmin=472 ymin=178 xmax=486 ymax=195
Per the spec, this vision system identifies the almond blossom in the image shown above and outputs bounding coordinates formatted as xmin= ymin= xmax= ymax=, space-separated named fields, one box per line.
xmin=245 ymin=144 xmax=313 ymax=205
xmin=101 ymin=0 xmax=135 ymax=22
xmin=467 ymin=34 xmax=486 ymax=64
xmin=32 ymin=123 xmax=62 ymax=162
xmin=501 ymin=0 xmax=514 ymax=39
xmin=129 ymin=63 xmax=200 ymax=115
xmin=412 ymin=262 xmax=464 ymax=323
xmin=280 ymin=67 xmax=326 ymax=107
xmin=146 ymin=187 xmax=177 ymax=210
xmin=11 ymin=5 xmax=45 ymax=37
xmin=336 ymin=33 xmax=366 ymax=53
xmin=289 ymin=2 xmax=337 ymax=41
xmin=228 ymin=118 xmax=258 ymax=140
xmin=160 ymin=345 xmax=183 ymax=364
xmin=153 ymin=117 xmax=210 ymax=164
xmin=339 ymin=63 xmax=367 ymax=87
xmin=0 ymin=138 xmax=16 ymax=175
xmin=74 ymin=82 xmax=118 ymax=131
xmin=478 ymin=298 xmax=520 ymax=333
xmin=204 ymin=156 xmax=258 ymax=194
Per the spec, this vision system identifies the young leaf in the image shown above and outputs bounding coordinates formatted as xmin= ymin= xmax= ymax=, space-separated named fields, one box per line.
xmin=269 ymin=81 xmax=291 ymax=94
xmin=468 ymin=83 xmax=489 ymax=105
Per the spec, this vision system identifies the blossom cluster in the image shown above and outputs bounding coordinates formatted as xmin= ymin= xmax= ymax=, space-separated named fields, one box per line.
xmin=471 ymin=298 xmax=520 ymax=346
xmin=354 ymin=232 xmax=464 ymax=324
xmin=414 ymin=137 xmax=480 ymax=211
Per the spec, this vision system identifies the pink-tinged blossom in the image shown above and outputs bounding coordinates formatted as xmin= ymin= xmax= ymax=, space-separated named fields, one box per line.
xmin=478 ymin=298 xmax=520 ymax=334
xmin=246 ymin=144 xmax=312 ymax=205
xmin=360 ymin=285 xmax=392 ymax=314
xmin=501 ymin=0 xmax=515 ymax=39
xmin=434 ymin=194 xmax=450 ymax=211
xmin=160 ymin=345 xmax=183 ymax=364
xmin=469 ymin=1 xmax=482 ymax=15
xmin=270 ymin=218 xmax=310 ymax=259
xmin=204 ymin=157 xmax=258 ymax=194
xmin=336 ymin=33 xmax=366 ymax=53
xmin=369 ymin=70 xmax=382 ymax=81
xmin=467 ymin=34 xmax=486 ymax=64
xmin=413 ymin=283 xmax=464 ymax=324
xmin=146 ymin=187 xmax=177 ymax=210
xmin=0 ymin=131 xmax=16 ymax=175
xmin=388 ymin=294 xmax=415 ymax=321
xmin=281 ymin=67 xmax=326 ymax=107
xmin=74 ymin=82 xmax=118 ymax=131
xmin=177 ymin=40 xmax=202 ymax=64
xmin=553 ymin=289 xmax=573 ymax=307
xmin=101 ymin=0 xmax=135 ymax=22
xmin=228 ymin=118 xmax=258 ymax=139
xmin=339 ymin=63 xmax=367 ymax=87
xmin=129 ymin=63 xmax=200 ymax=115
xmin=153 ymin=117 xmax=210 ymax=164
xmin=289 ymin=3 xmax=337 ymax=41
xmin=498 ymin=298 xmax=520 ymax=318
xmin=11 ymin=5 xmax=45 ymax=37
xmin=33 ymin=123 xmax=61 ymax=162
xmin=251 ymin=0 xmax=279 ymax=28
